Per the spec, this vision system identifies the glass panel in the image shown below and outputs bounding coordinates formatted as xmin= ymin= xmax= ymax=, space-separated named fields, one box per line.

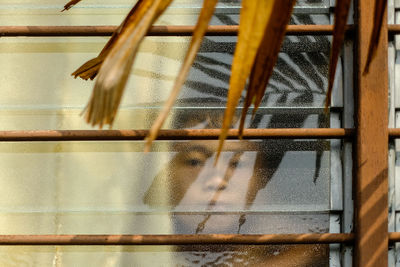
xmin=0 ymin=139 xmax=330 ymax=265
xmin=0 ymin=34 xmax=330 ymax=130
xmin=0 ymin=0 xmax=329 ymax=26
xmin=0 ymin=245 xmax=329 ymax=266
xmin=0 ymin=2 xmax=334 ymax=266
xmin=0 ymin=140 xmax=329 ymax=235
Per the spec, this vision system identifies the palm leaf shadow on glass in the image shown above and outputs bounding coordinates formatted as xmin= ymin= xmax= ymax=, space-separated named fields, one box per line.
xmin=65 ymin=0 xmax=386 ymax=156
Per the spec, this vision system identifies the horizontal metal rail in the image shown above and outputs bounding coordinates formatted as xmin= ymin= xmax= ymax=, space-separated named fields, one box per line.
xmin=388 ymin=24 xmax=400 ymax=34
xmin=3 ymin=128 xmax=400 ymax=141
xmin=2 ymin=232 xmax=400 ymax=246
xmin=2 ymin=232 xmax=400 ymax=245
xmin=2 ymin=128 xmax=400 ymax=141
xmin=388 ymin=233 xmax=400 ymax=243
xmin=2 ymin=24 xmax=400 ymax=37
xmin=0 ymin=25 xmax=333 ymax=37
xmin=0 ymin=233 xmax=354 ymax=246
xmin=0 ymin=129 xmax=354 ymax=141
xmin=388 ymin=128 xmax=400 ymax=138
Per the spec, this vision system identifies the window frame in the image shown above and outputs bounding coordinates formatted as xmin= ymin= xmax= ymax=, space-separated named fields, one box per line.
xmin=0 ymin=1 xmax=396 ymax=266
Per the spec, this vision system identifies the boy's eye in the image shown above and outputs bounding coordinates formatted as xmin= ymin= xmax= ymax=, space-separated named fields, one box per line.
xmin=185 ymin=158 xmax=204 ymax=167
xmin=180 ymin=149 xmax=210 ymax=168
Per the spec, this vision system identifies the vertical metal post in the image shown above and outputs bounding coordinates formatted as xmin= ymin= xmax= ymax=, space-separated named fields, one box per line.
xmin=355 ymin=0 xmax=389 ymax=266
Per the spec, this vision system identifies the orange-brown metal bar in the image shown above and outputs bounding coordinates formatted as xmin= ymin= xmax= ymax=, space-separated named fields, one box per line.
xmin=8 ymin=232 xmax=400 ymax=245
xmin=9 ymin=127 xmax=400 ymax=140
xmin=388 ymin=128 xmax=400 ymax=138
xmin=0 ymin=24 xmax=398 ymax=37
xmin=389 ymin=233 xmax=400 ymax=243
xmin=0 ymin=128 xmax=353 ymax=141
xmin=0 ymin=25 xmax=333 ymax=36
xmin=0 ymin=234 xmax=354 ymax=246
xmin=388 ymin=24 xmax=400 ymax=34
xmin=355 ymin=0 xmax=388 ymax=266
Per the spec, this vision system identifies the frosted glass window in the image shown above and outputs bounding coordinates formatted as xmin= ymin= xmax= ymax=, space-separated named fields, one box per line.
xmin=0 ymin=1 xmax=335 ymax=266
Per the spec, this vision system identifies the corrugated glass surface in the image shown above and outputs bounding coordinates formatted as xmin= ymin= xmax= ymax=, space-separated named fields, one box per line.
xmin=0 ymin=1 xmax=334 ymax=266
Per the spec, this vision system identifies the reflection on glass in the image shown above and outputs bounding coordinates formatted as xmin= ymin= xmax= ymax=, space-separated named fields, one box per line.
xmin=143 ymin=139 xmax=328 ymax=265
xmin=145 ymin=139 xmax=329 ymax=225
xmin=0 ymin=2 xmax=334 ymax=266
xmin=0 ymin=105 xmax=330 ymax=265
xmin=134 ymin=103 xmax=330 ymax=265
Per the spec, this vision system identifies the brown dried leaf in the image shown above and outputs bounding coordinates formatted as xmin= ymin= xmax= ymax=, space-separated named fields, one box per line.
xmin=324 ymin=0 xmax=351 ymax=111
xmin=83 ymin=0 xmax=173 ymax=127
xmin=62 ymin=0 xmax=82 ymax=11
xmin=72 ymin=0 xmax=145 ymax=80
xmin=238 ymin=0 xmax=296 ymax=136
xmin=144 ymin=0 xmax=219 ymax=152
xmin=71 ymin=57 xmax=103 ymax=80
xmin=216 ymin=0 xmax=274 ymax=161
xmin=363 ymin=0 xmax=387 ymax=74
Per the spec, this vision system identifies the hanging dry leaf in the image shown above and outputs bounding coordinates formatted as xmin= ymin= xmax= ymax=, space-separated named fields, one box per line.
xmin=238 ymin=0 xmax=296 ymax=136
xmin=62 ymin=0 xmax=82 ymax=11
xmin=324 ymin=0 xmax=351 ymax=111
xmin=215 ymin=0 xmax=274 ymax=161
xmin=83 ymin=0 xmax=173 ymax=127
xmin=364 ymin=0 xmax=387 ymax=74
xmin=71 ymin=0 xmax=145 ymax=80
xmin=67 ymin=0 xmax=362 ymax=160
xmin=144 ymin=0 xmax=219 ymax=152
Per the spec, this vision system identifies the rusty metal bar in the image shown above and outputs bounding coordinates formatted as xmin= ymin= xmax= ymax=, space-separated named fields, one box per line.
xmin=354 ymin=0 xmax=389 ymax=266
xmin=388 ymin=128 xmax=400 ymax=138
xmin=388 ymin=24 xmax=400 ymax=34
xmin=0 ymin=233 xmax=354 ymax=246
xmin=0 ymin=24 xmax=398 ymax=37
xmin=7 ymin=232 xmax=400 ymax=245
xmin=389 ymin=233 xmax=400 ymax=243
xmin=6 ymin=127 xmax=400 ymax=140
xmin=0 ymin=128 xmax=353 ymax=142
xmin=0 ymin=25 xmax=334 ymax=37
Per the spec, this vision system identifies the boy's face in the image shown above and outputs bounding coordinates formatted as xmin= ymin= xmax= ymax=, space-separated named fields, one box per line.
xmin=167 ymin=140 xmax=262 ymax=233
xmin=144 ymin=140 xmax=329 ymax=265
xmin=172 ymin=140 xmax=259 ymax=212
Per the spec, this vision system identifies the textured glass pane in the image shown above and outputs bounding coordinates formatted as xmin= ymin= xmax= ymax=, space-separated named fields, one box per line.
xmin=0 ymin=2 xmax=334 ymax=266
xmin=0 ymin=0 xmax=329 ymax=27
xmin=0 ymin=34 xmax=330 ymax=131
xmin=0 ymin=140 xmax=329 ymax=235
xmin=0 ymin=245 xmax=329 ymax=266
xmin=0 ymin=108 xmax=327 ymax=130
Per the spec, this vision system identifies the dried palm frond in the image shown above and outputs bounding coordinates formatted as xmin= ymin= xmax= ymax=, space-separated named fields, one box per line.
xmin=82 ymin=0 xmax=173 ymax=127
xmin=62 ymin=0 xmax=82 ymax=11
xmin=364 ymin=0 xmax=387 ymax=74
xmin=144 ymin=0 xmax=219 ymax=152
xmin=72 ymin=1 xmax=145 ymax=80
xmin=238 ymin=0 xmax=296 ymax=137
xmin=214 ymin=0 xmax=275 ymax=160
xmin=65 ymin=0 xmax=388 ymax=158
xmin=324 ymin=0 xmax=352 ymax=111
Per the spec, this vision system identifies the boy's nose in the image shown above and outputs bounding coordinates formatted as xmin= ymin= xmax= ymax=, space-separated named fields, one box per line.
xmin=203 ymin=173 xmax=228 ymax=191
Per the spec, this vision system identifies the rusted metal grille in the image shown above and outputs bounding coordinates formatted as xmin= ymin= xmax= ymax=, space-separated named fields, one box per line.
xmin=0 ymin=2 xmax=395 ymax=266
